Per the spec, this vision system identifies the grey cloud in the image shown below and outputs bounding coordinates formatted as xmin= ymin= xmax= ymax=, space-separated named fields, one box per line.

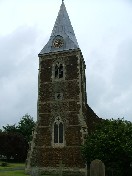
xmin=0 ymin=26 xmax=39 ymax=128
xmin=113 ymin=39 xmax=132 ymax=90
xmin=86 ymin=38 xmax=132 ymax=120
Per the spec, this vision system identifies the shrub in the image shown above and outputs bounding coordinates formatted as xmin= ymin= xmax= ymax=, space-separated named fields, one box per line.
xmin=1 ymin=162 xmax=8 ymax=167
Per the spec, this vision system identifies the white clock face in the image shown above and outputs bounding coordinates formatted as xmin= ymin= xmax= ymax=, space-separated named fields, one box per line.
xmin=53 ymin=36 xmax=64 ymax=48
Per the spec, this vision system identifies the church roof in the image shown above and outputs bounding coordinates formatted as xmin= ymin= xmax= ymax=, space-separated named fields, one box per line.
xmin=86 ymin=104 xmax=103 ymax=133
xmin=39 ymin=1 xmax=79 ymax=55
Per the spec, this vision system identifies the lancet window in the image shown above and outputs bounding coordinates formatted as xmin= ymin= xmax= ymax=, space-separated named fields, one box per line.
xmin=54 ymin=117 xmax=64 ymax=144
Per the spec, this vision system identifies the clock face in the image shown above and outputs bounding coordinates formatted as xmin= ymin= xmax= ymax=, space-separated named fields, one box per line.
xmin=53 ymin=36 xmax=64 ymax=48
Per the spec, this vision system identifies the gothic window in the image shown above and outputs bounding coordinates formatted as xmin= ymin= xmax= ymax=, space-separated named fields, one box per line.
xmin=54 ymin=117 xmax=64 ymax=144
xmin=55 ymin=63 xmax=63 ymax=79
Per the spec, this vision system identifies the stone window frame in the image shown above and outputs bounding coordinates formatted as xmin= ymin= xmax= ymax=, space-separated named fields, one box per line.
xmin=52 ymin=117 xmax=65 ymax=148
xmin=52 ymin=60 xmax=65 ymax=81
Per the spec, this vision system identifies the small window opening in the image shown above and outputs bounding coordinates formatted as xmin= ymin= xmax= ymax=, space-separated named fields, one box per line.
xmin=55 ymin=93 xmax=63 ymax=100
xmin=57 ymin=94 xmax=61 ymax=99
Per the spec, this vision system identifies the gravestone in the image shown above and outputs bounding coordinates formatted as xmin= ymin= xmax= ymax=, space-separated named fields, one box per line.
xmin=90 ymin=159 xmax=105 ymax=176
xmin=30 ymin=167 xmax=40 ymax=176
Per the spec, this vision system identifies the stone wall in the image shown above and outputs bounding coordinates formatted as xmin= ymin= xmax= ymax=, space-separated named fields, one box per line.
xmin=31 ymin=147 xmax=85 ymax=168
xmin=26 ymin=50 xmax=89 ymax=175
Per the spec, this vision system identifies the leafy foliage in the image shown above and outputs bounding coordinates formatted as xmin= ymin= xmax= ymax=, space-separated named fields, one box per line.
xmin=82 ymin=118 xmax=132 ymax=175
xmin=0 ymin=132 xmax=28 ymax=162
xmin=0 ymin=114 xmax=35 ymax=162
xmin=2 ymin=114 xmax=35 ymax=142
xmin=3 ymin=124 xmax=18 ymax=133
xmin=17 ymin=114 xmax=35 ymax=142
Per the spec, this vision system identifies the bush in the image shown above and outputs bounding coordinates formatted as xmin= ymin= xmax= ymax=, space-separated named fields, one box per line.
xmin=1 ymin=162 xmax=8 ymax=167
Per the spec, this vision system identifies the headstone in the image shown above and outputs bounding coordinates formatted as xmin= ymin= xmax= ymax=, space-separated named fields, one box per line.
xmin=90 ymin=159 xmax=105 ymax=176
xmin=85 ymin=162 xmax=87 ymax=176
xmin=30 ymin=167 xmax=40 ymax=176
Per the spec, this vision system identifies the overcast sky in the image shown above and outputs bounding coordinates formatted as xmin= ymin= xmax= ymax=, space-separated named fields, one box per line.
xmin=0 ymin=0 xmax=132 ymax=128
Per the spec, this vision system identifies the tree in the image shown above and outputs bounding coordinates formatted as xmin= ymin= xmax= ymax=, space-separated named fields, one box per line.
xmin=3 ymin=114 xmax=35 ymax=143
xmin=82 ymin=118 xmax=132 ymax=175
xmin=1 ymin=114 xmax=35 ymax=162
xmin=3 ymin=124 xmax=18 ymax=133
xmin=17 ymin=114 xmax=35 ymax=142
xmin=0 ymin=132 xmax=28 ymax=162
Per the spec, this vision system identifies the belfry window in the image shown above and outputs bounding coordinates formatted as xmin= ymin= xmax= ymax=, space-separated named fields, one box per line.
xmin=54 ymin=117 xmax=64 ymax=144
xmin=55 ymin=63 xmax=63 ymax=79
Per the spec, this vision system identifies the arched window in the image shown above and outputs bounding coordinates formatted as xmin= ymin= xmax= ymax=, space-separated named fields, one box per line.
xmin=54 ymin=117 xmax=64 ymax=144
xmin=55 ymin=63 xmax=63 ymax=79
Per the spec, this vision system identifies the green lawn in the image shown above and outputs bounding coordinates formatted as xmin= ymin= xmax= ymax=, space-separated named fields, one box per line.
xmin=0 ymin=163 xmax=25 ymax=170
xmin=0 ymin=163 xmax=58 ymax=176
xmin=0 ymin=171 xmax=54 ymax=176
xmin=0 ymin=170 xmax=27 ymax=176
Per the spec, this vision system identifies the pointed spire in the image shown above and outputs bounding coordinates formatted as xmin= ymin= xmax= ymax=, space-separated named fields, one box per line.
xmin=39 ymin=1 xmax=79 ymax=55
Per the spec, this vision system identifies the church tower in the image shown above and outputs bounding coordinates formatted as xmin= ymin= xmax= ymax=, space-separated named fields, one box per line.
xmin=26 ymin=1 xmax=89 ymax=175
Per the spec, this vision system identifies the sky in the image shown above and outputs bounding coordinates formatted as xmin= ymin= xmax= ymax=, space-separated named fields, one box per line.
xmin=0 ymin=0 xmax=132 ymax=128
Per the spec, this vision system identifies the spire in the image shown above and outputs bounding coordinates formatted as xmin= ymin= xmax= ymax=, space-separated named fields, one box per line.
xmin=39 ymin=1 xmax=79 ymax=55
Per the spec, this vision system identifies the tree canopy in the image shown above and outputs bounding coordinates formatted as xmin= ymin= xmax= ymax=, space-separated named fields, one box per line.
xmin=0 ymin=132 xmax=28 ymax=162
xmin=0 ymin=114 xmax=35 ymax=162
xmin=82 ymin=118 xmax=132 ymax=175
xmin=3 ymin=114 xmax=35 ymax=142
xmin=17 ymin=114 xmax=35 ymax=142
xmin=3 ymin=124 xmax=18 ymax=133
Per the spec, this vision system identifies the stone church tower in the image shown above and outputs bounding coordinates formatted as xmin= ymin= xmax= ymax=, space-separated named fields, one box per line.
xmin=26 ymin=1 xmax=99 ymax=175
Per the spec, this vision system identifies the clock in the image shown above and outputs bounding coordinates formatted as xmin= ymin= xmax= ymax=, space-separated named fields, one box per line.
xmin=53 ymin=36 xmax=64 ymax=48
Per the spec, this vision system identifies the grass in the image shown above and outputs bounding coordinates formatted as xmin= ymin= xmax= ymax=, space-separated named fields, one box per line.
xmin=0 ymin=162 xmax=25 ymax=170
xmin=0 ymin=162 xmax=73 ymax=176
xmin=0 ymin=162 xmax=56 ymax=175
xmin=0 ymin=170 xmax=54 ymax=176
xmin=0 ymin=170 xmax=27 ymax=176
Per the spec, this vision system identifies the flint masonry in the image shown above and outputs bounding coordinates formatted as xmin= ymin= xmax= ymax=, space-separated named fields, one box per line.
xmin=26 ymin=1 xmax=100 ymax=175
